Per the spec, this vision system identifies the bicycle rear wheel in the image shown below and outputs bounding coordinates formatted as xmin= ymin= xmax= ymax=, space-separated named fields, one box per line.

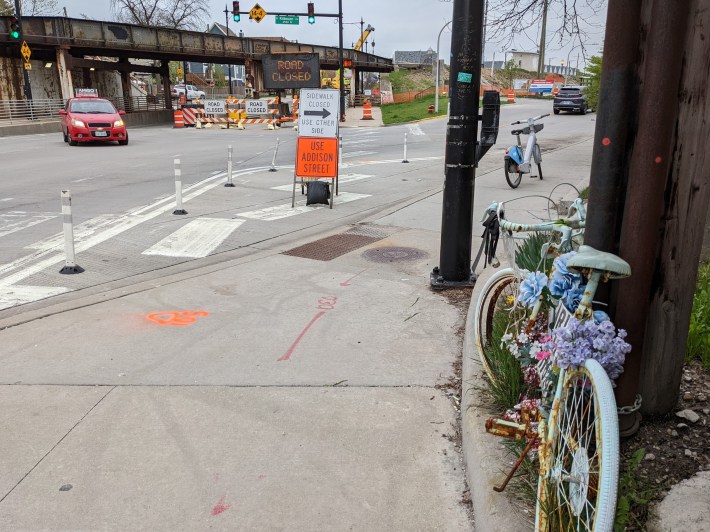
xmin=505 ymin=158 xmax=523 ymax=188
xmin=535 ymin=359 xmax=619 ymax=532
xmin=473 ymin=268 xmax=525 ymax=381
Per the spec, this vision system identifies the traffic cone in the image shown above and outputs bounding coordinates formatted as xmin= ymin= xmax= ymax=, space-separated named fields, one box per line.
xmin=507 ymin=90 xmax=516 ymax=103
xmin=361 ymin=100 xmax=374 ymax=120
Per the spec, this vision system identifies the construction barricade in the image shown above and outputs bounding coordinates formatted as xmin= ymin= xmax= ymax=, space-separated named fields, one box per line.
xmin=507 ymin=90 xmax=516 ymax=103
xmin=173 ymin=109 xmax=184 ymax=128
xmin=361 ymin=100 xmax=374 ymax=120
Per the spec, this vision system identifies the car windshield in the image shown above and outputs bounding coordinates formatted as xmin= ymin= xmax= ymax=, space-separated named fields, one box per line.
xmin=70 ymin=99 xmax=117 ymax=114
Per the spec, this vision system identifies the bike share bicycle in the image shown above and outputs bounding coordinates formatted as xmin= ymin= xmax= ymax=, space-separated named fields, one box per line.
xmin=504 ymin=114 xmax=549 ymax=188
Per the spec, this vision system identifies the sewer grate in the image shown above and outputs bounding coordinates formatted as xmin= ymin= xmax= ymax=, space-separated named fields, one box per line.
xmin=282 ymin=233 xmax=381 ymax=261
xmin=362 ymin=246 xmax=429 ymax=263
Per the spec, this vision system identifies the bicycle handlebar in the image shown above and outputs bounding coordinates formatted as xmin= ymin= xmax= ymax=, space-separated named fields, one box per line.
xmin=510 ymin=113 xmax=550 ymax=125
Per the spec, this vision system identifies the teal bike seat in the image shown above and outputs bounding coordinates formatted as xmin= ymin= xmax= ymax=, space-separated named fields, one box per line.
xmin=567 ymin=245 xmax=631 ymax=279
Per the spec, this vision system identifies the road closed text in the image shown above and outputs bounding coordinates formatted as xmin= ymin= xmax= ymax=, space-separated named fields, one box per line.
xmin=296 ymin=138 xmax=339 ymax=178
xmin=263 ymin=53 xmax=320 ymax=89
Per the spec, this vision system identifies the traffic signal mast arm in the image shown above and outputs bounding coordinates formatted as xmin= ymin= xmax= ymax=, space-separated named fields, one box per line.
xmin=231 ymin=9 xmax=341 ymax=20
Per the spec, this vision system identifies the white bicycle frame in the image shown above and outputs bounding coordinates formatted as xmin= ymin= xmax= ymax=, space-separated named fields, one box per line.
xmin=510 ymin=114 xmax=548 ymax=173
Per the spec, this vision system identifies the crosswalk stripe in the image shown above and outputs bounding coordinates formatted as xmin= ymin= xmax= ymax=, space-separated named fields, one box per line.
xmin=0 ymin=285 xmax=68 ymax=310
xmin=0 ymin=212 xmax=57 ymax=239
xmin=236 ymin=192 xmax=370 ymax=221
xmin=142 ymin=218 xmax=245 ymax=258
xmin=270 ymin=174 xmax=373 ymax=192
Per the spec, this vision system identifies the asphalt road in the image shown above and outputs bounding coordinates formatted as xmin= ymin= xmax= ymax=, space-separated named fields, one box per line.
xmin=0 ymin=99 xmax=596 ymax=313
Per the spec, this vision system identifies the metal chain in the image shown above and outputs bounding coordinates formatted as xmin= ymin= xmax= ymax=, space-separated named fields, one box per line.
xmin=617 ymin=394 xmax=643 ymax=415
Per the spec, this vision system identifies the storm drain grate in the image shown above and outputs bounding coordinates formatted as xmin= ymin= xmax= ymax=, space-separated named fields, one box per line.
xmin=282 ymin=233 xmax=381 ymax=261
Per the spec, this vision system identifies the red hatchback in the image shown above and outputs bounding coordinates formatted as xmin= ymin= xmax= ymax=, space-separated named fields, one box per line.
xmin=59 ymin=95 xmax=128 ymax=146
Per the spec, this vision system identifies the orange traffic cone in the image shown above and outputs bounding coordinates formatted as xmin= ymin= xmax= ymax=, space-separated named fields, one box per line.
xmin=361 ymin=100 xmax=374 ymax=120
xmin=173 ymin=109 xmax=184 ymax=128
xmin=507 ymin=90 xmax=516 ymax=103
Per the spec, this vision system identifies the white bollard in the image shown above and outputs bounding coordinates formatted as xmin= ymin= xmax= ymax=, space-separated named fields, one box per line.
xmin=338 ymin=134 xmax=343 ymax=168
xmin=173 ymin=158 xmax=187 ymax=215
xmin=225 ymin=145 xmax=235 ymax=187
xmin=59 ymin=190 xmax=84 ymax=274
xmin=402 ymin=132 xmax=410 ymax=163
xmin=269 ymin=137 xmax=280 ymax=172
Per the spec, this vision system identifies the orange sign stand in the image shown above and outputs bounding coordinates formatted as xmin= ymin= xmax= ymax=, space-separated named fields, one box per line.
xmin=293 ymin=136 xmax=339 ymax=209
xmin=296 ymin=137 xmax=338 ymax=178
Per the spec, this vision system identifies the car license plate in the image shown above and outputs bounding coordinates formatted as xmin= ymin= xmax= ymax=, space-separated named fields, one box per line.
xmin=563 ymin=100 xmax=573 ymax=104
xmin=94 ymin=131 xmax=108 ymax=137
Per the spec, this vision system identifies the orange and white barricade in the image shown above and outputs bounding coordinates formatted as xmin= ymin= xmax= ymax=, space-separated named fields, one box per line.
xmin=173 ymin=110 xmax=184 ymax=128
xmin=507 ymin=90 xmax=516 ymax=103
xmin=361 ymin=100 xmax=374 ymax=120
xmin=181 ymin=107 xmax=198 ymax=126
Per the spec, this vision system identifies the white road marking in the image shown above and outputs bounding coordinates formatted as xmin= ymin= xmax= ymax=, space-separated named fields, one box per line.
xmin=270 ymin=174 xmax=373 ymax=191
xmin=407 ymin=124 xmax=426 ymax=136
xmin=343 ymin=139 xmax=375 ymax=146
xmin=0 ymin=212 xmax=57 ymax=239
xmin=0 ymin=167 xmax=271 ymax=290
xmin=0 ymin=285 xmax=68 ymax=309
xmin=236 ymin=192 xmax=370 ymax=221
xmin=71 ymin=177 xmax=95 ymax=183
xmin=342 ymin=151 xmax=377 ymax=159
xmin=0 ymin=198 xmax=14 ymax=202
xmin=142 ymin=218 xmax=245 ymax=258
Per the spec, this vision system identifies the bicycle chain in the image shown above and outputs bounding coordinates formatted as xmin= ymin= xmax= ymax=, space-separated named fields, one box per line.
xmin=617 ymin=394 xmax=643 ymax=415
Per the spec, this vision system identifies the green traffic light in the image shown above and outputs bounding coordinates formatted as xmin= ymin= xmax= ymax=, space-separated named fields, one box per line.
xmin=308 ymin=16 xmax=315 ymax=24
xmin=233 ymin=14 xmax=240 ymax=22
xmin=11 ymin=30 xmax=19 ymax=39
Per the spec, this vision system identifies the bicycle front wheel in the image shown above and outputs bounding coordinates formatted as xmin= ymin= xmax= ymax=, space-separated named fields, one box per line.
xmin=473 ymin=268 xmax=524 ymax=381
xmin=535 ymin=359 xmax=619 ymax=532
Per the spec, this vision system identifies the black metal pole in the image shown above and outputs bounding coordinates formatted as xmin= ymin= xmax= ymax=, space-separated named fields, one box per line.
xmin=431 ymin=0 xmax=485 ymax=289
xmin=338 ymin=0 xmax=345 ymax=121
xmin=14 ymin=0 xmax=33 ymax=104
xmin=224 ymin=6 xmax=233 ymax=96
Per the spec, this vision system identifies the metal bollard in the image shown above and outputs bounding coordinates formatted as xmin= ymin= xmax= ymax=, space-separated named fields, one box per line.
xmin=225 ymin=145 xmax=235 ymax=187
xmin=173 ymin=158 xmax=188 ymax=215
xmin=269 ymin=137 xmax=280 ymax=172
xmin=402 ymin=132 xmax=410 ymax=163
xmin=338 ymin=134 xmax=343 ymax=168
xmin=59 ymin=190 xmax=84 ymax=274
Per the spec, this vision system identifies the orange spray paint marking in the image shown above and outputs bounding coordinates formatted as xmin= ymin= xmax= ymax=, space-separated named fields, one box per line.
xmin=602 ymin=137 xmax=611 ymax=146
xmin=211 ymin=495 xmax=231 ymax=516
xmin=146 ymin=311 xmax=209 ymax=326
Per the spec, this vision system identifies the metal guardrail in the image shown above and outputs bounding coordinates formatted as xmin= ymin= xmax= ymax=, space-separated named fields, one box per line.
xmin=0 ymin=96 xmax=170 ymax=126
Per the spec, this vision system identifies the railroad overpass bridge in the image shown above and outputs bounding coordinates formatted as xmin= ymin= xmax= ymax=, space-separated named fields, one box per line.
xmin=0 ymin=16 xmax=393 ymax=107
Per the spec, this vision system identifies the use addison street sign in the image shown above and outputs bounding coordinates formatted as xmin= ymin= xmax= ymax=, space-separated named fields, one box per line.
xmin=293 ymin=89 xmax=341 ymax=207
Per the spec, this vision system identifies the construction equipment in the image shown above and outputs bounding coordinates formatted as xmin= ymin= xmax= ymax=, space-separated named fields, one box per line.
xmin=354 ymin=24 xmax=374 ymax=52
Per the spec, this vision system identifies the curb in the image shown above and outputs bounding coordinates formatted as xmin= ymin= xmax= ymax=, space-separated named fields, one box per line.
xmin=462 ymin=265 xmax=531 ymax=531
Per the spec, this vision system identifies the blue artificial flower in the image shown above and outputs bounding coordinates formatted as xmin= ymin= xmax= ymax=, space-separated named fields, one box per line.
xmin=562 ymin=284 xmax=586 ymax=313
xmin=548 ymin=274 xmax=581 ymax=299
xmin=593 ymin=310 xmax=610 ymax=323
xmin=518 ymin=271 xmax=548 ymax=308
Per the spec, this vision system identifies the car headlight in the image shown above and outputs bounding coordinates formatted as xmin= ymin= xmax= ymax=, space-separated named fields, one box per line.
xmin=114 ymin=120 xmax=124 ymax=127
xmin=71 ymin=119 xmax=86 ymax=128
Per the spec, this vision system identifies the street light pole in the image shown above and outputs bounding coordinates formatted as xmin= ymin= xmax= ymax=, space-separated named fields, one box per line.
xmin=338 ymin=0 xmax=345 ymax=121
xmin=224 ymin=5 xmax=233 ymax=95
xmin=435 ymin=20 xmax=452 ymax=113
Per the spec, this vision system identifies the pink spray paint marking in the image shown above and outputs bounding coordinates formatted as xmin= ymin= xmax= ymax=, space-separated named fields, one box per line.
xmin=277 ymin=311 xmax=326 ymax=362
xmin=211 ymin=495 xmax=231 ymax=516
xmin=655 ymin=156 xmax=663 ymax=164
xmin=602 ymin=137 xmax=611 ymax=146
xmin=277 ymin=295 xmax=339 ymax=362
xmin=340 ymin=269 xmax=367 ymax=287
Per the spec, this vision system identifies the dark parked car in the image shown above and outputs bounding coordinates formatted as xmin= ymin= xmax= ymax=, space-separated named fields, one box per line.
xmin=553 ymin=86 xmax=589 ymax=115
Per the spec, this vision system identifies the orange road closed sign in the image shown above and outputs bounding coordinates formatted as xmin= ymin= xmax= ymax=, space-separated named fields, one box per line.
xmin=296 ymin=137 xmax=338 ymax=178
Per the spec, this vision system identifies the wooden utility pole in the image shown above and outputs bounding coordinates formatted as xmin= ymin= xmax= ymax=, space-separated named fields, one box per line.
xmin=636 ymin=0 xmax=710 ymax=415
xmin=537 ymin=0 xmax=548 ymax=78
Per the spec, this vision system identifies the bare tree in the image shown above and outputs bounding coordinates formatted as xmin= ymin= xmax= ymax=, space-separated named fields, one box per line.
xmin=0 ymin=0 xmax=58 ymax=16
xmin=111 ymin=0 xmax=209 ymax=30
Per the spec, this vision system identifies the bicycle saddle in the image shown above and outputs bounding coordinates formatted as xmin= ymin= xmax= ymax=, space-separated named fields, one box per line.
xmin=567 ymin=245 xmax=632 ymax=279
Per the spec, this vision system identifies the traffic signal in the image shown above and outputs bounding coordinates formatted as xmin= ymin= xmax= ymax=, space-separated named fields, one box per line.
xmin=232 ymin=1 xmax=240 ymax=22
xmin=307 ymin=2 xmax=315 ymax=24
xmin=9 ymin=16 xmax=20 ymax=40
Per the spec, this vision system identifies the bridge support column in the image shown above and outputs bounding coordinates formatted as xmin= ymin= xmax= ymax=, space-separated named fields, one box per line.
xmin=119 ymin=58 xmax=133 ymax=113
xmin=161 ymin=61 xmax=172 ymax=111
xmin=56 ymin=47 xmax=74 ymax=101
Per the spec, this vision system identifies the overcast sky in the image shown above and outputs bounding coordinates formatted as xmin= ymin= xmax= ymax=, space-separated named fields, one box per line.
xmin=59 ymin=0 xmax=606 ymax=69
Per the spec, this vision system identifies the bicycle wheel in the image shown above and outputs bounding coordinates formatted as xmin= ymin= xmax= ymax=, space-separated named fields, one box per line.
xmin=534 ymin=144 xmax=543 ymax=180
xmin=504 ymin=157 xmax=523 ymax=188
xmin=535 ymin=359 xmax=619 ymax=532
xmin=473 ymin=268 xmax=525 ymax=381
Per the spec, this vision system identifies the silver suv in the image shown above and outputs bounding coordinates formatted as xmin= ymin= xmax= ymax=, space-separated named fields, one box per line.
xmin=553 ymin=86 xmax=589 ymax=115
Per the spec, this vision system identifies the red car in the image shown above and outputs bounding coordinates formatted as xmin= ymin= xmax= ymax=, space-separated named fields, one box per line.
xmin=59 ymin=94 xmax=128 ymax=146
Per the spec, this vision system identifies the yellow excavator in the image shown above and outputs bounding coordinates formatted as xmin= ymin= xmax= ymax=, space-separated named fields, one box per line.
xmin=321 ymin=24 xmax=374 ymax=89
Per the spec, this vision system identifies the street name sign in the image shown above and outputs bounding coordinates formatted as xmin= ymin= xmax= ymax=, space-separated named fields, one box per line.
xmin=249 ymin=3 xmax=267 ymax=23
xmin=275 ymin=15 xmax=299 ymax=24
xmin=298 ymin=88 xmax=339 ymax=138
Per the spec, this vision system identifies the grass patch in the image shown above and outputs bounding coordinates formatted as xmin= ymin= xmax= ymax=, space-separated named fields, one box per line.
xmin=381 ymin=94 xmax=450 ymax=125
xmin=485 ymin=310 xmax=526 ymax=410
xmin=687 ymin=261 xmax=710 ymax=368
xmin=614 ymin=448 xmax=657 ymax=531
xmin=579 ymin=186 xmax=590 ymax=200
